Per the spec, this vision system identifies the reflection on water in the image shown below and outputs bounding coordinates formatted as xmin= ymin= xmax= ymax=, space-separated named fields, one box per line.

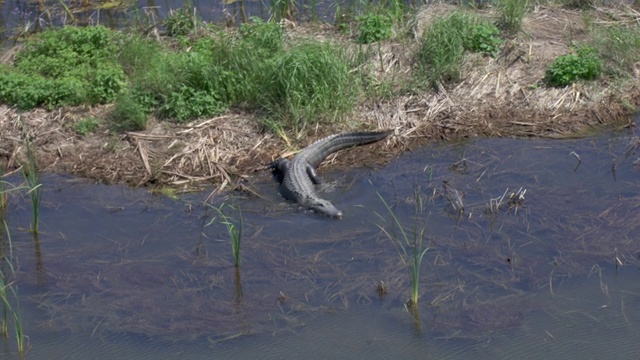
xmin=2 ymin=119 xmax=640 ymax=358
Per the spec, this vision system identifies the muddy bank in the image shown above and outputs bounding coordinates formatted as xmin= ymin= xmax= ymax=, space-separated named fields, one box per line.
xmin=1 ymin=4 xmax=639 ymax=191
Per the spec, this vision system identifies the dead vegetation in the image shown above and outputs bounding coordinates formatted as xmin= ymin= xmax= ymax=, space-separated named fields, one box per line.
xmin=1 ymin=4 xmax=639 ymax=192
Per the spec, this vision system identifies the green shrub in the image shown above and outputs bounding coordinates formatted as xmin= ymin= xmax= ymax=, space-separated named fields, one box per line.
xmin=160 ymin=86 xmax=226 ymax=122
xmin=0 ymin=26 xmax=125 ymax=109
xmin=75 ymin=118 xmax=100 ymax=135
xmin=260 ymin=40 xmax=358 ymax=133
xmin=545 ymin=46 xmax=602 ymax=87
xmin=357 ymin=13 xmax=393 ymax=44
xmin=0 ymin=68 xmax=49 ymax=109
xmin=14 ymin=25 xmax=116 ymax=76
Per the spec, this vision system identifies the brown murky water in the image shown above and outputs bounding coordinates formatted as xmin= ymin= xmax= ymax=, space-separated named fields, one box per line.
xmin=2 ymin=118 xmax=640 ymax=358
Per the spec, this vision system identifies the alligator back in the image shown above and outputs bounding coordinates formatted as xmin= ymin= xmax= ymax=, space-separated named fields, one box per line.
xmin=300 ymin=130 xmax=393 ymax=168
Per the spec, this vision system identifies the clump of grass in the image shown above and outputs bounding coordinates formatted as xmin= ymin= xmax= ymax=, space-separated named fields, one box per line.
xmin=74 ymin=117 xmax=100 ymax=136
xmin=371 ymin=184 xmax=431 ymax=307
xmin=260 ymin=40 xmax=358 ymax=134
xmin=166 ymin=5 xmax=200 ymax=37
xmin=418 ymin=12 xmax=503 ymax=87
xmin=110 ymin=91 xmax=149 ymax=132
xmin=208 ymin=203 xmax=243 ymax=267
xmin=545 ymin=46 xmax=602 ymax=87
xmin=590 ymin=24 xmax=640 ymax=79
xmin=0 ymin=25 xmax=126 ymax=110
xmin=496 ymin=0 xmax=528 ymax=34
xmin=356 ymin=13 xmax=393 ymax=44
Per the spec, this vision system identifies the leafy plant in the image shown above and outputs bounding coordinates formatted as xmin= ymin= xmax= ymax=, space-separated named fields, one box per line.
xmin=466 ymin=22 xmax=503 ymax=57
xmin=160 ymin=85 xmax=226 ymax=122
xmin=357 ymin=13 xmax=393 ymax=44
xmin=545 ymin=46 xmax=602 ymax=87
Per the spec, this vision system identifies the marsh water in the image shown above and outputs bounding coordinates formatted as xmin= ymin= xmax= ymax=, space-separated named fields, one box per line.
xmin=3 ymin=120 xmax=640 ymax=359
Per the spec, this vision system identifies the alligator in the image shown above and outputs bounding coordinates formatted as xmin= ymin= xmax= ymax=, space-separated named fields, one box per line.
xmin=269 ymin=130 xmax=393 ymax=218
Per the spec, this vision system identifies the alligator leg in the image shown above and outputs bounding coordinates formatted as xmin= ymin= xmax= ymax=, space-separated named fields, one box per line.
xmin=305 ymin=164 xmax=321 ymax=184
xmin=269 ymin=159 xmax=288 ymax=184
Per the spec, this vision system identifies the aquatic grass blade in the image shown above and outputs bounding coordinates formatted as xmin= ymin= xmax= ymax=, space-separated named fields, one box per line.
xmin=369 ymin=181 xmax=430 ymax=307
xmin=208 ymin=203 xmax=243 ymax=267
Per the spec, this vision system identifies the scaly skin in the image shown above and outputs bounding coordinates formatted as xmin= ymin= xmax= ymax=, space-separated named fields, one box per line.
xmin=270 ymin=130 xmax=393 ymax=218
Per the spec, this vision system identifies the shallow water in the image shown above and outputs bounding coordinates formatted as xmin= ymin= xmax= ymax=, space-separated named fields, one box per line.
xmin=2 ymin=120 xmax=640 ymax=358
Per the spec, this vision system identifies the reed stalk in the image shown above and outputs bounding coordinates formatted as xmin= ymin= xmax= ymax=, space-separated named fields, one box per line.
xmin=21 ymin=135 xmax=42 ymax=234
xmin=0 ymin=220 xmax=25 ymax=354
xmin=208 ymin=203 xmax=243 ymax=267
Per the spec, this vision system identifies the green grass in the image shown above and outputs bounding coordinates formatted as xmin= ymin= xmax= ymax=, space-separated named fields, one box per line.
xmin=370 ymin=183 xmax=431 ymax=307
xmin=260 ymin=40 xmax=358 ymax=134
xmin=590 ymin=24 xmax=640 ymax=79
xmin=418 ymin=12 xmax=503 ymax=87
xmin=208 ymin=203 xmax=244 ymax=267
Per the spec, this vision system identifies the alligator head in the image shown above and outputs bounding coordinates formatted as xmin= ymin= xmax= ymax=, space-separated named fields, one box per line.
xmin=310 ymin=198 xmax=343 ymax=218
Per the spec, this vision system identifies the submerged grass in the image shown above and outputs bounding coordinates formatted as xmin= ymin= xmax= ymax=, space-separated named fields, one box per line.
xmin=370 ymin=183 xmax=431 ymax=307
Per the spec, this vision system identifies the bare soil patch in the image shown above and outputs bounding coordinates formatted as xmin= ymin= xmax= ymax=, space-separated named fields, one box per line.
xmin=1 ymin=4 xmax=639 ymax=191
